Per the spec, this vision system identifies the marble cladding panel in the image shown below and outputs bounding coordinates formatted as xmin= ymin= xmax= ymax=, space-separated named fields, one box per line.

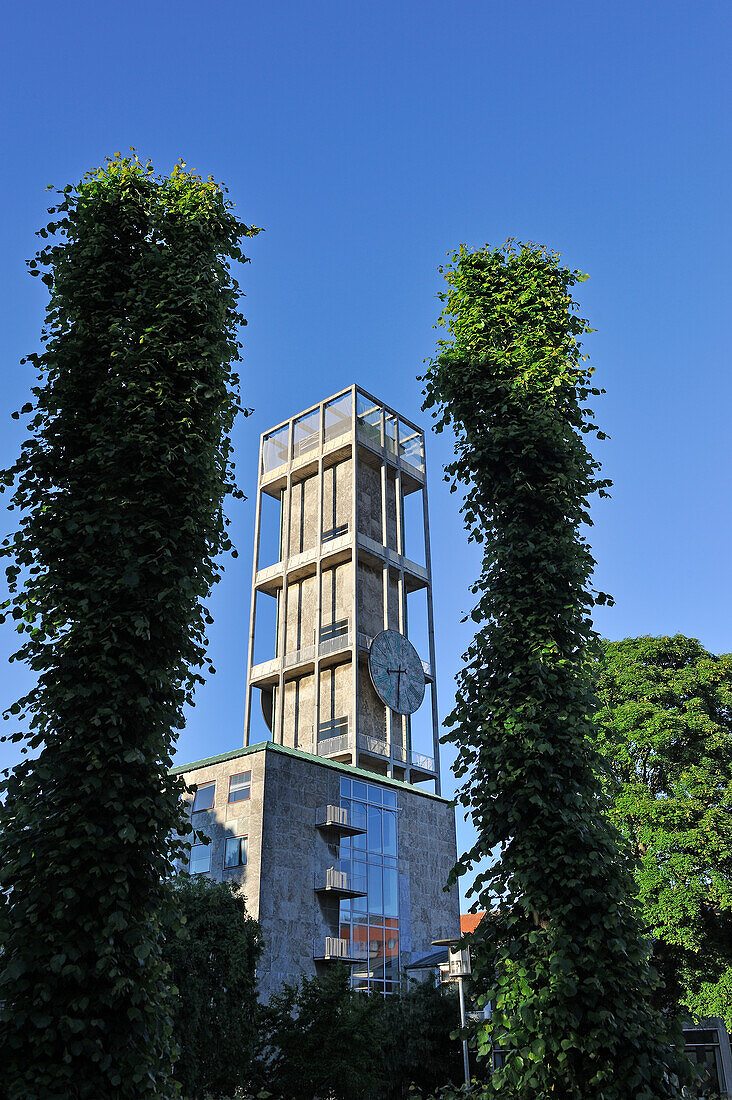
xmin=334 ymin=561 xmax=351 ymax=624
xmin=357 ymin=561 xmax=383 ymax=639
xmin=335 ymin=459 xmax=352 ymax=531
xmin=387 ymin=573 xmax=400 ymax=632
xmin=358 ymin=673 xmax=388 ymax=742
xmin=357 ymin=461 xmax=382 ymax=542
xmin=282 ymin=672 xmax=316 ymax=751
xmin=302 ymin=474 xmax=319 ymax=552
xmin=386 ymin=472 xmax=398 ymax=552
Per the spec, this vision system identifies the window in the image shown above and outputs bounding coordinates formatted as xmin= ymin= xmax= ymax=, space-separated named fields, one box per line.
xmin=224 ymin=835 xmax=248 ymax=869
xmin=228 ymin=771 xmax=251 ymax=803
xmin=189 ymin=842 xmax=210 ymax=875
xmin=339 ymin=776 xmax=400 ymax=994
xmin=191 ymin=782 xmax=215 ymax=812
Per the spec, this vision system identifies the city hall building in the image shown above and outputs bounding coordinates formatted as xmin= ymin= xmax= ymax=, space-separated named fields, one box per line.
xmin=172 ymin=386 xmax=461 ymax=999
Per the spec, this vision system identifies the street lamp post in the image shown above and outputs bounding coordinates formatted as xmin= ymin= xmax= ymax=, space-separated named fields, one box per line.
xmin=433 ymin=939 xmax=472 ymax=1088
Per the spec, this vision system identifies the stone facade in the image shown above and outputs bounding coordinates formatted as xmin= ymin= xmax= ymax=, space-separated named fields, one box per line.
xmin=172 ymin=741 xmax=460 ymax=1001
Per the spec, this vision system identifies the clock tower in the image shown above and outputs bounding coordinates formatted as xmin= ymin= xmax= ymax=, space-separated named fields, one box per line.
xmin=244 ymin=386 xmax=441 ymax=792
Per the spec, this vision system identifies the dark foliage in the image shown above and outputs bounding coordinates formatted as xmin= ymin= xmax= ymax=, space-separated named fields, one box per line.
xmin=163 ymin=878 xmax=262 ymax=1099
xmin=421 ymin=242 xmax=694 ymax=1098
xmin=0 ymin=154 xmax=259 ymax=1099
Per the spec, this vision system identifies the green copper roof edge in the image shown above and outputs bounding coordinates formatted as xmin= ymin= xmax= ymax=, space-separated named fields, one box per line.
xmin=170 ymin=740 xmax=453 ymax=804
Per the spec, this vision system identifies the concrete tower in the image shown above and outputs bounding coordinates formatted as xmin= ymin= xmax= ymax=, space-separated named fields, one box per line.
xmin=173 ymin=387 xmax=460 ymax=998
xmin=244 ymin=385 xmax=441 ymax=792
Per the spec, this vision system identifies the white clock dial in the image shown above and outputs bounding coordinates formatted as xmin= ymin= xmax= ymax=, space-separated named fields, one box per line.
xmin=368 ymin=630 xmax=425 ymax=715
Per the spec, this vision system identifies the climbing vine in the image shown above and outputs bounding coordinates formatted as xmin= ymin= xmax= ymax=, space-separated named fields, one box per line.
xmin=0 ymin=154 xmax=260 ymax=1099
xmin=422 ymin=242 xmax=693 ymax=1098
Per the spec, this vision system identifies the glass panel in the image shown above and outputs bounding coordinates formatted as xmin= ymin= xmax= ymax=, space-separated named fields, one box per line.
xmin=382 ymin=788 xmax=397 ymax=809
xmin=369 ymin=785 xmax=383 ymax=804
xmin=369 ymin=925 xmax=385 ymax=978
xmin=383 ymin=866 xmax=398 ymax=916
xmin=368 ymin=805 xmax=382 ymax=853
xmin=384 ymin=414 xmax=397 ymax=456
xmin=356 ymin=393 xmax=382 ymax=447
xmin=224 ymin=836 xmax=247 ymax=868
xmin=384 ymin=934 xmax=400 ymax=981
xmin=368 ymin=864 xmax=383 ymax=915
xmin=352 ymin=922 xmax=368 ymax=960
xmin=262 ymin=425 xmax=289 ymax=472
xmin=382 ymin=810 xmax=397 ymax=856
xmin=189 ymin=842 xmax=210 ymax=875
xmin=292 ymin=409 xmax=320 ymax=458
xmin=398 ymin=421 xmax=424 ymax=472
xmin=352 ymin=781 xmax=367 ymax=802
xmin=340 ymin=777 xmax=351 ymax=798
xmin=352 ymin=859 xmax=368 ymax=896
xmin=324 ymin=392 xmax=352 ymax=443
xmin=228 ymin=771 xmax=251 ymax=803
xmin=191 ymin=783 xmax=215 ymax=812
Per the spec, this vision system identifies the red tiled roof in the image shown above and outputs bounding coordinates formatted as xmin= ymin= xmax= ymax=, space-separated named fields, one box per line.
xmin=460 ymin=912 xmax=485 ymax=935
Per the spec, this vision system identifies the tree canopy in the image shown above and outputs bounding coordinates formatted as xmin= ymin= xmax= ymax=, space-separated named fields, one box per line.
xmin=0 ymin=153 xmax=259 ymax=1099
xmin=594 ymin=634 xmax=732 ymax=1029
xmin=421 ymin=241 xmax=693 ymax=1098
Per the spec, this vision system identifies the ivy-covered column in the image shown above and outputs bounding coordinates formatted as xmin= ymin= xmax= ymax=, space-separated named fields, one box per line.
xmin=422 ymin=243 xmax=692 ymax=1098
xmin=0 ymin=155 xmax=259 ymax=1099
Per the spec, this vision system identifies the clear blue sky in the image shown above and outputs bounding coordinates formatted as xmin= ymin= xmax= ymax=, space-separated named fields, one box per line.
xmin=1 ymin=1 xmax=730 ymax=901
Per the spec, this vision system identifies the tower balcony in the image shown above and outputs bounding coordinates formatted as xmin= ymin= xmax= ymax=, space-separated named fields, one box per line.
xmin=249 ymin=625 xmax=353 ymax=687
xmin=254 ymin=527 xmax=352 ymax=595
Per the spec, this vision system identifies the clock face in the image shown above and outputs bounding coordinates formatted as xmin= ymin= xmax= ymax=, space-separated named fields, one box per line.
xmin=368 ymin=630 xmax=425 ymax=715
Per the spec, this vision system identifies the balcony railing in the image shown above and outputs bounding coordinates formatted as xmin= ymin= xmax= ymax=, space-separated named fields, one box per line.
xmin=410 ymin=749 xmax=435 ymax=772
xmin=317 ymin=734 xmax=349 ymax=756
xmin=315 ymin=937 xmax=355 ymax=962
xmin=318 ymin=717 xmax=349 ymax=758
xmin=315 ymin=805 xmax=366 ymax=835
xmin=314 ymin=864 xmax=367 ymax=897
xmin=357 ymin=734 xmax=389 ymax=758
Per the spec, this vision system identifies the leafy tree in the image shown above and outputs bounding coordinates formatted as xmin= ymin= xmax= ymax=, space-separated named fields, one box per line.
xmin=421 ymin=242 xmax=694 ymax=1098
xmin=0 ymin=154 xmax=259 ymax=1099
xmin=258 ymin=965 xmax=388 ymax=1100
xmin=594 ymin=635 xmax=732 ymax=1029
xmin=381 ymin=979 xmax=466 ymax=1098
xmin=163 ymin=878 xmax=262 ymax=1099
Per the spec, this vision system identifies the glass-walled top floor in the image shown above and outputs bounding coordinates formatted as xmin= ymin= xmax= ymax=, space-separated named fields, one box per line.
xmin=261 ymin=387 xmax=425 ymax=475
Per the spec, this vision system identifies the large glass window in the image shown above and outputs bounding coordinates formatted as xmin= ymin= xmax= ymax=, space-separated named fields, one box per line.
xmin=189 ymin=842 xmax=211 ymax=875
xmin=224 ymin=835 xmax=248 ymax=869
xmin=191 ymin=782 xmax=215 ymax=812
xmin=339 ymin=777 xmax=399 ymax=994
xmin=228 ymin=771 xmax=251 ymax=803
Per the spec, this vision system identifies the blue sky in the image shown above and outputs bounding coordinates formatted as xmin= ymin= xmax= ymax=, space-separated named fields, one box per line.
xmin=1 ymin=1 xmax=730 ymax=901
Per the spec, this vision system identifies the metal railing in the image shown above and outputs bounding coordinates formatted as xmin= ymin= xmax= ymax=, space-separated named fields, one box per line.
xmin=318 ymin=937 xmax=352 ymax=960
xmin=315 ymin=864 xmax=366 ymax=894
xmin=317 ymin=734 xmax=349 ymax=756
xmin=357 ymin=734 xmax=389 ymax=758
xmin=410 ymin=750 xmax=435 ymax=772
xmin=319 ymin=629 xmax=351 ymax=659
xmin=316 ymin=804 xmax=349 ymax=828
